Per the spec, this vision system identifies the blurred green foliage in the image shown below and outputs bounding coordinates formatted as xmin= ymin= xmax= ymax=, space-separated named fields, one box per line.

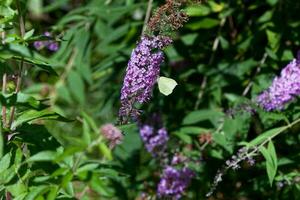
xmin=1 ymin=0 xmax=300 ymax=199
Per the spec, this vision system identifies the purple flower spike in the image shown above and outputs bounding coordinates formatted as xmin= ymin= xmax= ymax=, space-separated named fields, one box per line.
xmin=33 ymin=31 xmax=59 ymax=52
xmin=119 ymin=35 xmax=172 ymax=121
xmin=157 ymin=166 xmax=194 ymax=200
xmin=257 ymin=57 xmax=300 ymax=111
xmin=139 ymin=125 xmax=168 ymax=155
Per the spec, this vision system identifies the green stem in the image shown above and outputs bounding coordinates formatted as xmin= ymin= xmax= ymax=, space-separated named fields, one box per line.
xmin=8 ymin=0 xmax=25 ymax=128
xmin=194 ymin=18 xmax=226 ymax=109
xmin=142 ymin=0 xmax=153 ymax=35
xmin=253 ymin=117 xmax=300 ymax=151
xmin=207 ymin=117 xmax=300 ymax=197
xmin=233 ymin=117 xmax=300 ymax=169
xmin=2 ymin=30 xmax=7 ymax=127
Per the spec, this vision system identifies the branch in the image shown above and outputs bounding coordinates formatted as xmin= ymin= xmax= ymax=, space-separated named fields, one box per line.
xmin=194 ymin=18 xmax=226 ymax=109
xmin=142 ymin=0 xmax=153 ymax=34
xmin=242 ymin=53 xmax=268 ymax=96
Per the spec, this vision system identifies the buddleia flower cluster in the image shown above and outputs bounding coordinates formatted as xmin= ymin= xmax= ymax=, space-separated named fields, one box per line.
xmin=33 ymin=31 xmax=59 ymax=52
xmin=138 ymin=114 xmax=195 ymax=199
xmin=139 ymin=124 xmax=169 ymax=156
xmin=206 ymin=147 xmax=256 ymax=197
xmin=276 ymin=174 xmax=300 ymax=189
xmin=157 ymin=166 xmax=195 ymax=200
xmin=119 ymin=35 xmax=172 ymax=122
xmin=100 ymin=124 xmax=123 ymax=149
xmin=257 ymin=57 xmax=300 ymax=111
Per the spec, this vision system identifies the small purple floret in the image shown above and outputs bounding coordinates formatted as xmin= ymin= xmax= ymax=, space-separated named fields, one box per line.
xmin=157 ymin=166 xmax=194 ymax=200
xmin=119 ymin=35 xmax=172 ymax=120
xmin=47 ymin=42 xmax=59 ymax=51
xmin=257 ymin=58 xmax=300 ymax=111
xmin=33 ymin=41 xmax=44 ymax=50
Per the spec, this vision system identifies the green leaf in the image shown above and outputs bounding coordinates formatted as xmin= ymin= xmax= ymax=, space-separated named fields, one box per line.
xmin=114 ymin=123 xmax=141 ymax=161
xmin=266 ymin=29 xmax=280 ymax=50
xmin=0 ymin=165 xmax=16 ymax=184
xmin=265 ymin=47 xmax=278 ymax=60
xmin=0 ymin=44 xmax=57 ymax=75
xmin=51 ymin=167 xmax=69 ymax=177
xmin=82 ymin=118 xmax=91 ymax=145
xmin=6 ymin=181 xmax=27 ymax=197
xmin=258 ymin=11 xmax=273 ymax=23
xmin=13 ymin=109 xmax=70 ymax=128
xmin=186 ymin=18 xmax=219 ymax=30
xmin=266 ymin=0 xmax=278 ymax=6
xmin=76 ymin=163 xmax=99 ymax=174
xmin=13 ymin=193 xmax=27 ymax=200
xmin=268 ymin=140 xmax=277 ymax=168
xmin=67 ymin=70 xmax=85 ymax=105
xmin=23 ymin=57 xmax=58 ymax=75
xmin=174 ymin=131 xmax=192 ymax=144
xmin=25 ymin=185 xmax=49 ymax=200
xmin=46 ymin=186 xmax=58 ymax=200
xmin=261 ymin=112 xmax=289 ymax=124
xmin=281 ymin=50 xmax=294 ymax=61
xmin=259 ymin=141 xmax=278 ymax=186
xmin=27 ymin=0 xmax=42 ymax=15
xmin=2 ymin=92 xmax=43 ymax=109
xmin=0 ymin=5 xmax=15 ymax=22
xmin=181 ymin=34 xmax=198 ymax=46
xmin=182 ymin=109 xmax=224 ymax=125
xmin=56 ymin=83 xmax=73 ymax=104
xmin=26 ymin=151 xmax=57 ymax=162
xmin=81 ymin=111 xmax=99 ymax=133
xmin=219 ymin=36 xmax=229 ymax=49
xmin=248 ymin=126 xmax=286 ymax=147
xmin=0 ymin=153 xmax=11 ymax=172
xmin=223 ymin=114 xmax=250 ymax=140
xmin=179 ymin=126 xmax=210 ymax=135
xmin=14 ymin=148 xmax=23 ymax=166
xmin=98 ymin=143 xmax=112 ymax=160
xmin=212 ymin=132 xmax=233 ymax=153
xmin=158 ymin=76 xmax=178 ymax=96
xmin=208 ymin=1 xmax=225 ymax=12
xmin=24 ymin=29 xmax=35 ymax=40
xmin=61 ymin=171 xmax=73 ymax=189
xmin=185 ymin=5 xmax=211 ymax=17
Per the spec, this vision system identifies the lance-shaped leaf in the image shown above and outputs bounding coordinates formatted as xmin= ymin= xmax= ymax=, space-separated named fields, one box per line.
xmin=12 ymin=109 xmax=71 ymax=129
xmin=259 ymin=140 xmax=278 ymax=186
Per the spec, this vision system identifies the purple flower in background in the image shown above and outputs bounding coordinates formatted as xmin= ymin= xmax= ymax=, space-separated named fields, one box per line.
xmin=44 ymin=31 xmax=51 ymax=37
xmin=171 ymin=154 xmax=187 ymax=165
xmin=257 ymin=57 xmax=300 ymax=111
xmin=100 ymin=123 xmax=123 ymax=149
xmin=157 ymin=166 xmax=194 ymax=200
xmin=33 ymin=41 xmax=44 ymax=50
xmin=47 ymin=42 xmax=59 ymax=51
xmin=119 ymin=35 xmax=172 ymax=121
xmin=33 ymin=31 xmax=59 ymax=52
xmin=139 ymin=124 xmax=169 ymax=155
